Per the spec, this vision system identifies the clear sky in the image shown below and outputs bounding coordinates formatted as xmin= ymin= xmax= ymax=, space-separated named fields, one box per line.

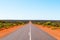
xmin=0 ymin=0 xmax=60 ymax=20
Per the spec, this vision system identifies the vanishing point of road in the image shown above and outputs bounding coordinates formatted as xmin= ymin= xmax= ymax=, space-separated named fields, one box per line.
xmin=0 ymin=22 xmax=57 ymax=40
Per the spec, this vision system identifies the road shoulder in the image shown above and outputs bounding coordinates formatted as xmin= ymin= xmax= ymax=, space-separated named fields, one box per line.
xmin=0 ymin=25 xmax=25 ymax=38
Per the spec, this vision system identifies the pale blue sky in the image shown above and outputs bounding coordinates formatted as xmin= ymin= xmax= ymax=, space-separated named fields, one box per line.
xmin=0 ymin=0 xmax=60 ymax=20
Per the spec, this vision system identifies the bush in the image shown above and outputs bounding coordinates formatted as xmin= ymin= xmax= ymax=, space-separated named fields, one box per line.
xmin=36 ymin=22 xmax=40 ymax=25
xmin=44 ymin=21 xmax=52 ymax=25
xmin=3 ymin=23 xmax=13 ymax=29
xmin=0 ymin=23 xmax=3 ymax=29
xmin=0 ymin=25 xmax=3 ymax=29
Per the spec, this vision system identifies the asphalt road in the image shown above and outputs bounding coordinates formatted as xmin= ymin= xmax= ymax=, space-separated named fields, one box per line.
xmin=31 ymin=24 xmax=57 ymax=40
xmin=0 ymin=23 xmax=57 ymax=40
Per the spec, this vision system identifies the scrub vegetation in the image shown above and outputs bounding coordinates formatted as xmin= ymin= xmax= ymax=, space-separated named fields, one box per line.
xmin=32 ymin=20 xmax=60 ymax=29
xmin=0 ymin=20 xmax=29 ymax=30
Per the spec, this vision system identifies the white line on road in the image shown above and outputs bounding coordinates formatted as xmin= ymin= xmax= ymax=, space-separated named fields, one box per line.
xmin=28 ymin=22 xmax=31 ymax=40
xmin=30 ymin=24 xmax=31 ymax=40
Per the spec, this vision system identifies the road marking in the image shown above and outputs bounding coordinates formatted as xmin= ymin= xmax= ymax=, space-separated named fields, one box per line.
xmin=30 ymin=25 xmax=31 ymax=40
xmin=28 ymin=23 xmax=31 ymax=40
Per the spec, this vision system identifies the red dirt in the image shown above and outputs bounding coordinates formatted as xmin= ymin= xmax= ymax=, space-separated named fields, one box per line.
xmin=0 ymin=25 xmax=25 ymax=38
xmin=33 ymin=24 xmax=60 ymax=40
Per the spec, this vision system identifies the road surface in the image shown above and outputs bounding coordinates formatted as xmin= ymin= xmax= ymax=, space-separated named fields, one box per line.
xmin=0 ymin=23 xmax=57 ymax=40
xmin=31 ymin=24 xmax=57 ymax=40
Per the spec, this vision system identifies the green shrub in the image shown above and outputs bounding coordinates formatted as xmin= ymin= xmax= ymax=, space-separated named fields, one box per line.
xmin=3 ymin=23 xmax=13 ymax=28
xmin=0 ymin=25 xmax=3 ymax=29
xmin=0 ymin=23 xmax=3 ymax=29
xmin=36 ymin=22 xmax=40 ymax=25
xmin=44 ymin=21 xmax=52 ymax=25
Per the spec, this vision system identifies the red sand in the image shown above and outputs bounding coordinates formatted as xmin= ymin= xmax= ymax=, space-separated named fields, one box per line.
xmin=33 ymin=24 xmax=60 ymax=40
xmin=0 ymin=25 xmax=25 ymax=38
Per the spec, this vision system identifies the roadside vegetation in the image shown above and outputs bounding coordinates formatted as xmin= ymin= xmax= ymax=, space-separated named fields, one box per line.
xmin=32 ymin=20 xmax=60 ymax=30
xmin=0 ymin=20 xmax=29 ymax=30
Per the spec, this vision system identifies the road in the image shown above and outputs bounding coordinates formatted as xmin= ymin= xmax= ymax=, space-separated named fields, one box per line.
xmin=0 ymin=23 xmax=57 ymax=40
xmin=31 ymin=24 xmax=57 ymax=40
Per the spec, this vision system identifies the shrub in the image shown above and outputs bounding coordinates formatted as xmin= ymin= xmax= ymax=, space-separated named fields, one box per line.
xmin=44 ymin=21 xmax=52 ymax=25
xmin=0 ymin=25 xmax=3 ymax=29
xmin=36 ymin=22 xmax=40 ymax=25
xmin=3 ymin=23 xmax=13 ymax=29
xmin=0 ymin=23 xmax=3 ymax=29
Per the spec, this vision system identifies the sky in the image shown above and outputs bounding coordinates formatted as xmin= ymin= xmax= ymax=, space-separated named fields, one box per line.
xmin=0 ymin=0 xmax=60 ymax=20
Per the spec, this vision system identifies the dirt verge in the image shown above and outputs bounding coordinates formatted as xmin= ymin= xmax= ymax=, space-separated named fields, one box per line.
xmin=0 ymin=25 xmax=25 ymax=38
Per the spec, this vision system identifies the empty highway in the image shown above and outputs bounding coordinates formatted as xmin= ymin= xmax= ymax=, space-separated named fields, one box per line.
xmin=0 ymin=23 xmax=57 ymax=40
